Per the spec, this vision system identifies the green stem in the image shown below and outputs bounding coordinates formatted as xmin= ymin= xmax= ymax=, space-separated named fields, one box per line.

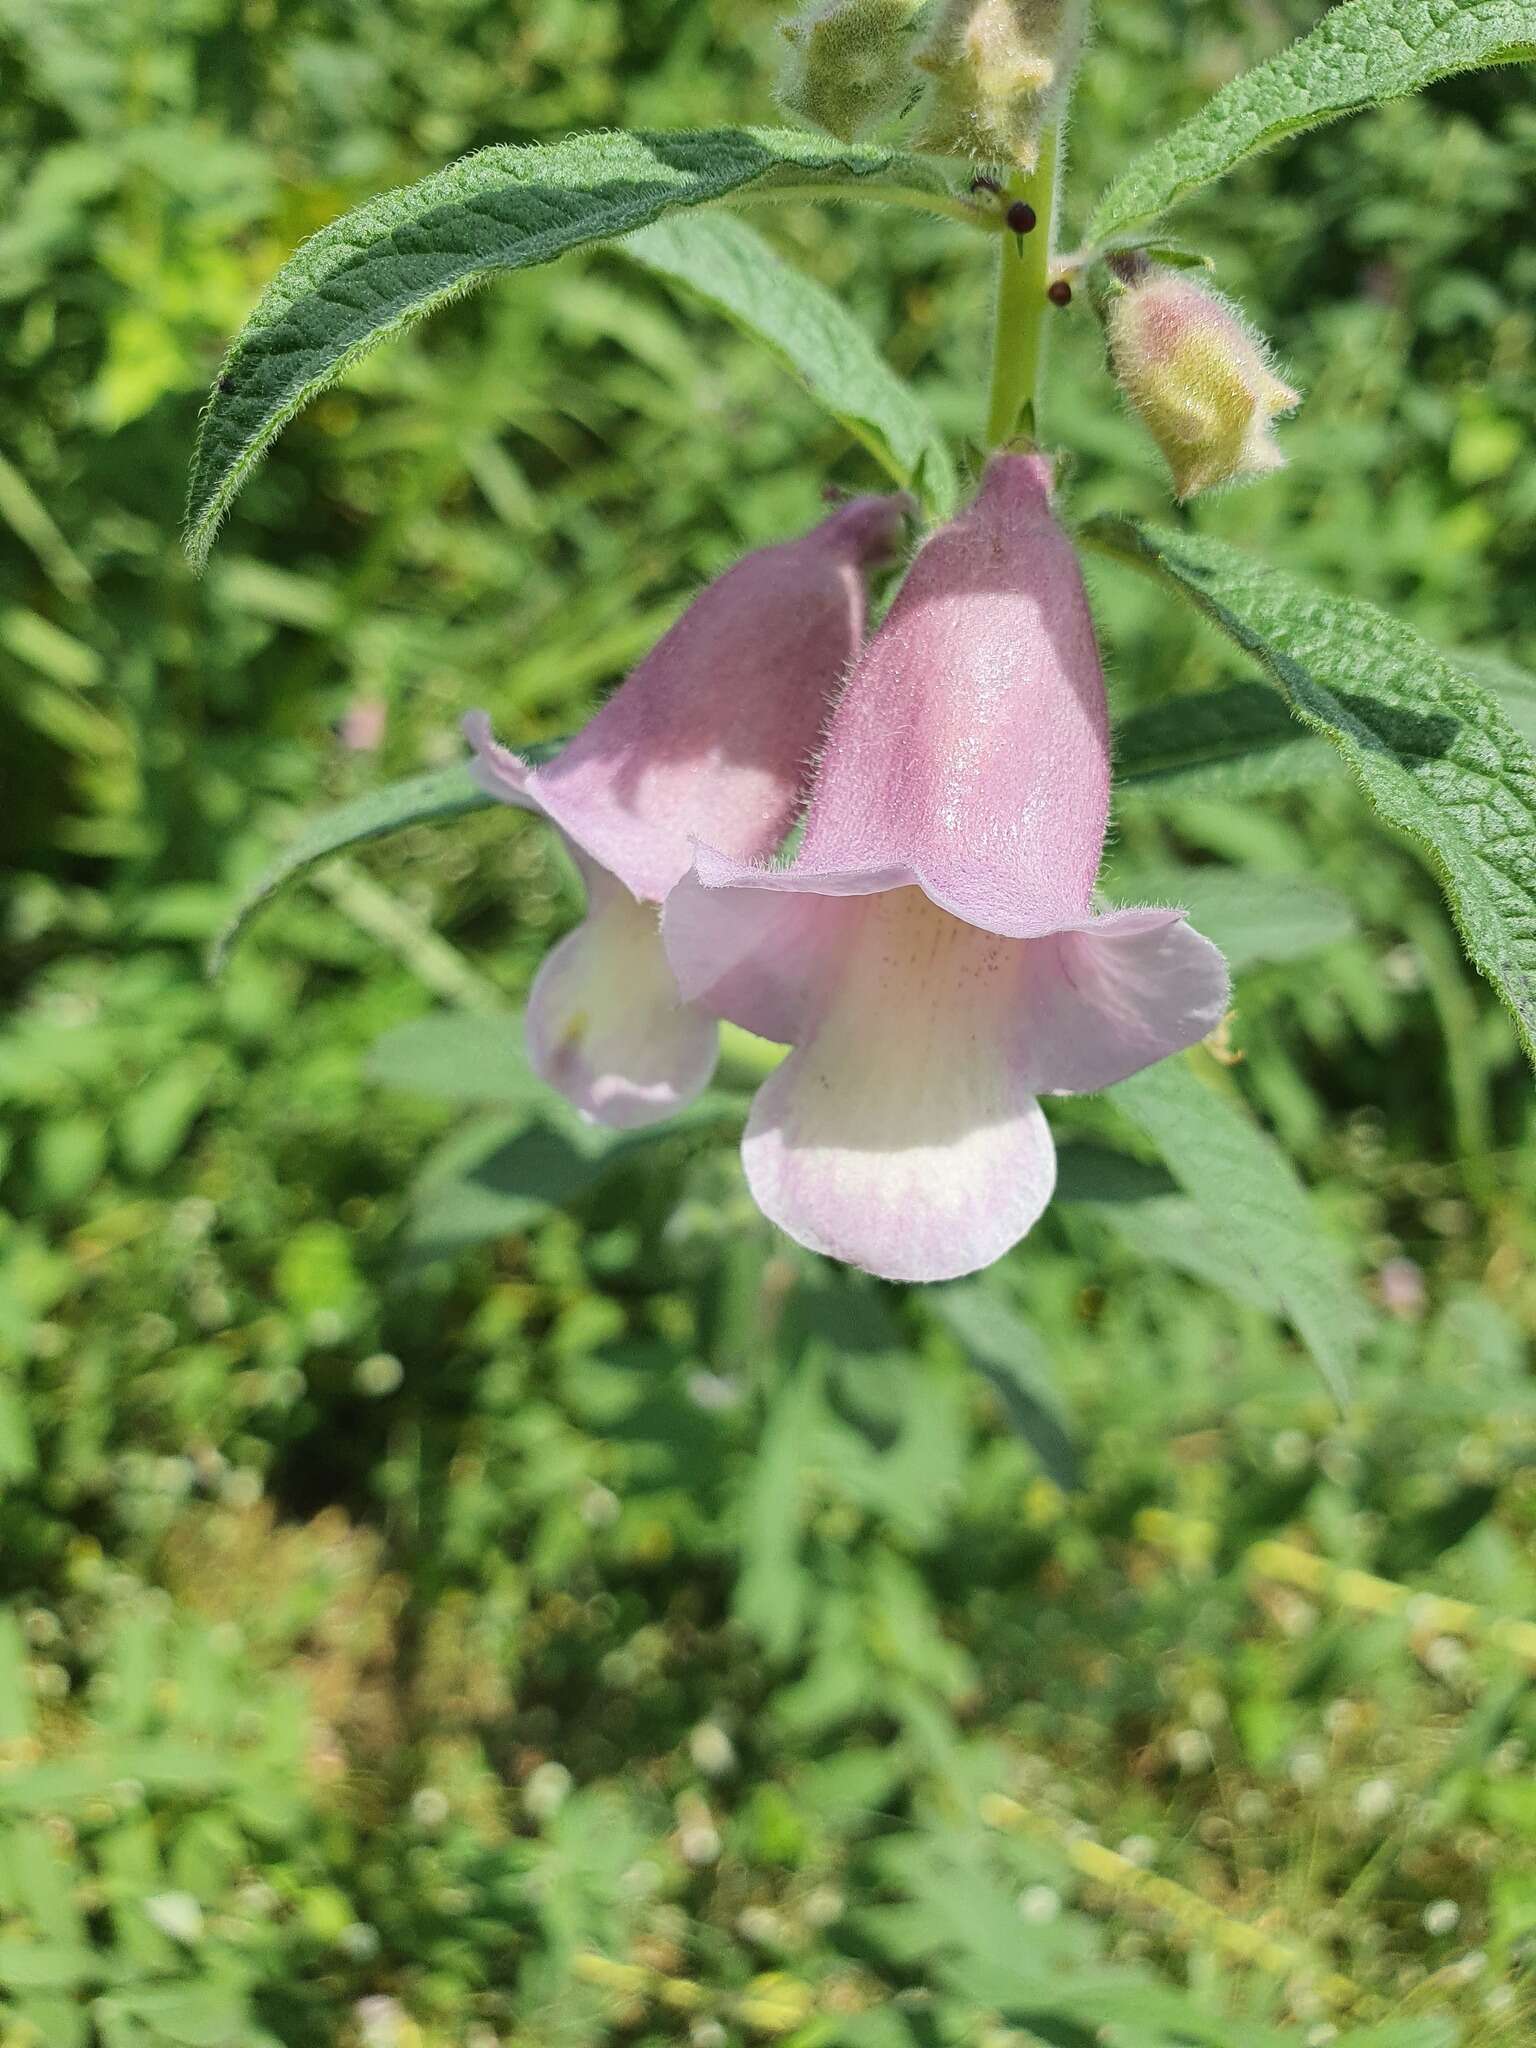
xmin=985 ymin=127 xmax=1060 ymax=448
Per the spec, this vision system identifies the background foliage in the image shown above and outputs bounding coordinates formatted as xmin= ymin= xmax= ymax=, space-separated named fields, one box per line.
xmin=4 ymin=2 xmax=1536 ymax=2043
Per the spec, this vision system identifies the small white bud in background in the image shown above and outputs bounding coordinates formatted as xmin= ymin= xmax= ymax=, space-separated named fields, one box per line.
xmin=688 ymin=1721 xmax=738 ymax=1779
xmin=1017 ymin=1883 xmax=1061 ymax=1922
xmin=144 ymin=1892 xmax=204 ymax=1945
xmin=354 ymin=1351 xmax=404 ymax=1396
xmin=410 ymin=1786 xmax=450 ymax=1829
xmin=522 ymin=1762 xmax=572 ymax=1822
xmin=1354 ymin=1776 xmax=1397 ymax=1823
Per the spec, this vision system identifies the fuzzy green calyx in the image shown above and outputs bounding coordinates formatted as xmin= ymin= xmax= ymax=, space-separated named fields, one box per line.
xmin=776 ymin=0 xmax=927 ymax=142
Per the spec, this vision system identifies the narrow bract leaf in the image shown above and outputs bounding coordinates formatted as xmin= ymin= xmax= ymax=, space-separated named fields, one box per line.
xmin=1114 ymin=682 xmax=1337 ymax=801
xmin=365 ymin=1012 xmax=544 ymax=1108
xmin=1090 ymin=0 xmax=1536 ymax=241
xmin=1105 ymin=866 xmax=1356 ymax=972
xmin=185 ymin=127 xmax=949 ymax=562
xmin=926 ymin=1283 xmax=1081 ymax=1491
xmin=1112 ymin=1058 xmax=1368 ymax=1404
xmin=1056 ymin=1138 xmax=1288 ymax=1314
xmin=623 ymin=213 xmax=956 ymax=514
xmin=1087 ymin=516 xmax=1536 ymax=1062
xmin=210 ymin=764 xmax=493 ymax=972
xmin=400 ymin=1092 xmax=741 ymax=1264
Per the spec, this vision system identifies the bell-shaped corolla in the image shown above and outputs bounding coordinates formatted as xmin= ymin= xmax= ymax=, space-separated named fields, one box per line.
xmin=663 ymin=455 xmax=1229 ymax=1283
xmin=466 ymin=495 xmax=906 ymax=1130
xmin=1106 ymin=263 xmax=1301 ymax=500
xmin=777 ymin=0 xmax=926 ymax=141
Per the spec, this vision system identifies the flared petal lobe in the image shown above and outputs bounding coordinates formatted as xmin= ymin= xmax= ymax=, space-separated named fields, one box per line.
xmin=798 ymin=453 xmax=1110 ymax=935
xmin=1024 ymin=908 xmax=1231 ymax=1095
xmin=666 ymin=874 xmax=1228 ymax=1280
xmin=525 ymin=857 xmax=720 ymax=1129
xmin=734 ymin=885 xmax=1061 ymax=1283
xmin=465 ymin=494 xmax=905 ymax=1129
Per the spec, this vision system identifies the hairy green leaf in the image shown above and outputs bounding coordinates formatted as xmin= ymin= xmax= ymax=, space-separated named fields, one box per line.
xmin=1111 ymin=1057 xmax=1370 ymax=1404
xmin=622 ymin=212 xmax=955 ymax=514
xmin=1087 ymin=516 xmax=1536 ymax=1062
xmin=1090 ymin=0 xmax=1536 ymax=240
xmin=210 ymin=764 xmax=493 ymax=973
xmin=186 ymin=127 xmax=950 ymax=562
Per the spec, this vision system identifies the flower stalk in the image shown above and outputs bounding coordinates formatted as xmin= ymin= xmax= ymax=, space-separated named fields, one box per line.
xmin=985 ymin=123 xmax=1060 ymax=446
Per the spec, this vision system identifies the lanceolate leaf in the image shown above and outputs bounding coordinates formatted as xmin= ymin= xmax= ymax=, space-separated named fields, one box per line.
xmin=1114 ymin=682 xmax=1336 ymax=800
xmin=1115 ymin=659 xmax=1536 ymax=803
xmin=365 ymin=1012 xmax=544 ymax=1109
xmin=211 ymin=764 xmax=493 ymax=972
xmin=1104 ymin=866 xmax=1356 ymax=972
xmin=623 ymin=213 xmax=955 ymax=515
xmin=1089 ymin=0 xmax=1536 ymax=241
xmin=185 ymin=127 xmax=950 ymax=563
xmin=1112 ymin=1057 xmax=1369 ymax=1405
xmin=1086 ymin=516 xmax=1536 ymax=1063
xmin=925 ymin=1284 xmax=1081 ymax=1491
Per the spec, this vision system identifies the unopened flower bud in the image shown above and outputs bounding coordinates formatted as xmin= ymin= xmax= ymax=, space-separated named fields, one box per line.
xmin=1106 ymin=263 xmax=1301 ymax=500
xmin=777 ymin=0 xmax=926 ymax=142
xmin=916 ymin=0 xmax=1085 ymax=167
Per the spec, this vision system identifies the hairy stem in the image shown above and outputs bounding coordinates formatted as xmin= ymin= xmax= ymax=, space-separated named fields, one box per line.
xmin=985 ymin=126 xmax=1061 ymax=448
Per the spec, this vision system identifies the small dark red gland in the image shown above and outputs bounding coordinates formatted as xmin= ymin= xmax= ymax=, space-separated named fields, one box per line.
xmin=1006 ymin=200 xmax=1037 ymax=235
xmin=1048 ymin=279 xmax=1073 ymax=307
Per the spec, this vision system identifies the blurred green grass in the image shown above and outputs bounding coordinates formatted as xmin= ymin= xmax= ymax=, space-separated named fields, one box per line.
xmin=3 ymin=1 xmax=1536 ymax=2043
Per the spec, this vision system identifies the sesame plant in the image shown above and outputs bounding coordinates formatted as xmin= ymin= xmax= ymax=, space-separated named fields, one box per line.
xmin=1 ymin=8 xmax=1533 ymax=2043
xmin=193 ymin=0 xmax=1536 ymax=1413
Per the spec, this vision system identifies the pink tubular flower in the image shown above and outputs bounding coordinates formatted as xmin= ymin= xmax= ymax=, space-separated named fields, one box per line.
xmin=663 ymin=454 xmax=1229 ymax=1282
xmin=464 ymin=495 xmax=906 ymax=1129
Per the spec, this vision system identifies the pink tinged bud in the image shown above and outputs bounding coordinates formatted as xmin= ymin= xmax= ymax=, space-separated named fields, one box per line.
xmin=1106 ymin=266 xmax=1301 ymax=501
xmin=339 ymin=695 xmax=388 ymax=752
xmin=464 ymin=495 xmax=907 ymax=1130
xmin=664 ymin=456 xmax=1229 ymax=1282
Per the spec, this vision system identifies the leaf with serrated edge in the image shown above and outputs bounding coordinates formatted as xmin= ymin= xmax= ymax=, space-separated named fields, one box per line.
xmin=210 ymin=765 xmax=493 ymax=973
xmin=1090 ymin=0 xmax=1536 ymax=240
xmin=622 ymin=212 xmax=955 ymax=515
xmin=1112 ymin=1056 xmax=1369 ymax=1406
xmin=186 ymin=127 xmax=950 ymax=563
xmin=1086 ymin=516 xmax=1536 ymax=1062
